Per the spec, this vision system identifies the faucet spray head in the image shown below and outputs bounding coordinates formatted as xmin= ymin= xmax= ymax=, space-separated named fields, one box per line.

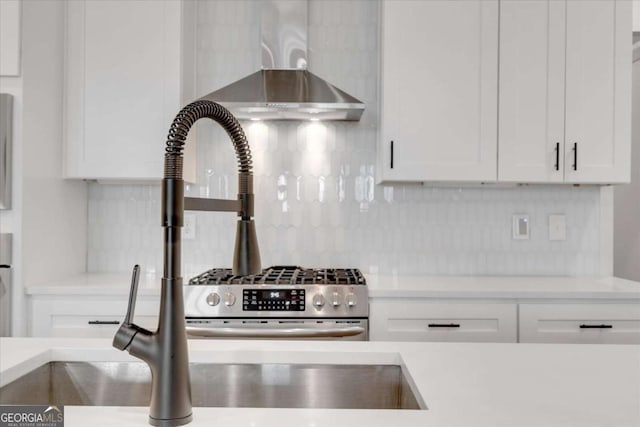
xmin=233 ymin=219 xmax=261 ymax=276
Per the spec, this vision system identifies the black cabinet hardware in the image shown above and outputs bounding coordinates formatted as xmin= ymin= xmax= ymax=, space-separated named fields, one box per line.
xmin=428 ymin=323 xmax=461 ymax=328
xmin=555 ymin=142 xmax=560 ymax=171
xmin=390 ymin=140 xmax=394 ymax=169
xmin=579 ymin=324 xmax=613 ymax=329
xmin=88 ymin=320 xmax=120 ymax=325
xmin=572 ymin=142 xmax=578 ymax=170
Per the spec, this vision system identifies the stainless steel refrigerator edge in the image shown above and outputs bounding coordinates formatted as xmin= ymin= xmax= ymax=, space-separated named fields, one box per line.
xmin=0 ymin=93 xmax=12 ymax=210
xmin=0 ymin=234 xmax=12 ymax=337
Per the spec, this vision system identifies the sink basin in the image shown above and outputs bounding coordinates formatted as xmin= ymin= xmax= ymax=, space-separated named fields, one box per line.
xmin=0 ymin=362 xmax=422 ymax=410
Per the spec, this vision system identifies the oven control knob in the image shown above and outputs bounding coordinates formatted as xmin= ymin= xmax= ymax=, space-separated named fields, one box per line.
xmin=331 ymin=292 xmax=342 ymax=307
xmin=312 ymin=294 xmax=325 ymax=308
xmin=223 ymin=292 xmax=236 ymax=307
xmin=346 ymin=293 xmax=357 ymax=308
xmin=206 ymin=292 xmax=220 ymax=307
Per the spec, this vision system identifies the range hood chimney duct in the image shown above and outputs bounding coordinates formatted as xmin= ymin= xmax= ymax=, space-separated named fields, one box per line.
xmin=199 ymin=0 xmax=365 ymax=121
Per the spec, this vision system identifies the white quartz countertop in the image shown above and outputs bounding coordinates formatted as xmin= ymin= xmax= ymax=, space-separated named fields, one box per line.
xmin=25 ymin=273 xmax=640 ymax=300
xmin=1 ymin=338 xmax=639 ymax=427
xmin=366 ymin=274 xmax=640 ymax=299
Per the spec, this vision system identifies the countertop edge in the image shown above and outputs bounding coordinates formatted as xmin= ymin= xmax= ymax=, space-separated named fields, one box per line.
xmin=24 ymin=274 xmax=640 ymax=300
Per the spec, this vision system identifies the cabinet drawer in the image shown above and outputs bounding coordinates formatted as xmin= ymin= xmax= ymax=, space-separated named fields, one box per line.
xmin=49 ymin=315 xmax=158 ymax=338
xmin=30 ymin=296 xmax=159 ymax=337
xmin=519 ymin=304 xmax=640 ymax=344
xmin=370 ymin=301 xmax=517 ymax=343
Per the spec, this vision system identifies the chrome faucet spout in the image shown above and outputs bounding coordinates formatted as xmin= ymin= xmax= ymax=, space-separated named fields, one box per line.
xmin=113 ymin=101 xmax=260 ymax=426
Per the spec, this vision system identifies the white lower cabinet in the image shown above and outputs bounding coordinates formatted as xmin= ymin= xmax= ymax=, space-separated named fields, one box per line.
xmin=29 ymin=292 xmax=639 ymax=344
xmin=369 ymin=300 xmax=517 ymax=343
xmin=30 ymin=296 xmax=159 ymax=338
xmin=519 ymin=303 xmax=640 ymax=344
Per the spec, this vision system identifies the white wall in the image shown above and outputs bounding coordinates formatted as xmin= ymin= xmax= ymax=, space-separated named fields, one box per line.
xmin=0 ymin=0 xmax=25 ymax=336
xmin=614 ymin=61 xmax=640 ymax=281
xmin=21 ymin=0 xmax=88 ymax=279
xmin=3 ymin=0 xmax=88 ymax=335
xmin=0 ymin=0 xmax=22 ymax=237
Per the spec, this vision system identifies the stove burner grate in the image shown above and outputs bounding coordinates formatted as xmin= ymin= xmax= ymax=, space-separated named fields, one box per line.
xmin=188 ymin=265 xmax=366 ymax=286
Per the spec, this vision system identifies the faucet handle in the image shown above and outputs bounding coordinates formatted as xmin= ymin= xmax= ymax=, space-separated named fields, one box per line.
xmin=113 ymin=264 xmax=144 ymax=351
xmin=124 ymin=264 xmax=140 ymax=325
xmin=123 ymin=264 xmax=140 ymax=325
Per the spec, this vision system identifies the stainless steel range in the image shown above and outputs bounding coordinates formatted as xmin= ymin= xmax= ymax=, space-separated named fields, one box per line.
xmin=184 ymin=266 xmax=369 ymax=340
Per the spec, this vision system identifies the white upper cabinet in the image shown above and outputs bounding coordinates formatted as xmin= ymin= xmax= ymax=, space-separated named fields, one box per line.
xmin=634 ymin=0 xmax=640 ymax=31
xmin=499 ymin=0 xmax=631 ymax=184
xmin=564 ymin=0 xmax=631 ymax=183
xmin=64 ymin=0 xmax=196 ymax=181
xmin=378 ymin=0 xmax=499 ymax=183
xmin=499 ymin=0 xmax=566 ymax=183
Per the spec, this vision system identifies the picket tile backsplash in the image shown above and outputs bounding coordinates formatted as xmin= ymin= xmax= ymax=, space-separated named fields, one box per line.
xmin=88 ymin=177 xmax=600 ymax=277
xmin=87 ymin=0 xmax=600 ymax=277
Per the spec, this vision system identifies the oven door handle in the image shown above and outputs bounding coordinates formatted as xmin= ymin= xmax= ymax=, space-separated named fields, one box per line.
xmin=186 ymin=326 xmax=366 ymax=339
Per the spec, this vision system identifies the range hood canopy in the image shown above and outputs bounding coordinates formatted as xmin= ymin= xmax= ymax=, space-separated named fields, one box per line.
xmin=200 ymin=70 xmax=364 ymax=121
xmin=199 ymin=0 xmax=364 ymax=121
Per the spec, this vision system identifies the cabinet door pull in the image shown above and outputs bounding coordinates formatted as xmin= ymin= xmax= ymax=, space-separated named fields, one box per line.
xmin=390 ymin=140 xmax=394 ymax=169
xmin=579 ymin=324 xmax=613 ymax=329
xmin=555 ymin=142 xmax=560 ymax=171
xmin=572 ymin=142 xmax=578 ymax=171
xmin=88 ymin=320 xmax=120 ymax=325
xmin=428 ymin=323 xmax=461 ymax=328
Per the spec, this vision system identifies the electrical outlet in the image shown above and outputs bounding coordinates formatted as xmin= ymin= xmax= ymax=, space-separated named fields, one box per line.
xmin=549 ymin=214 xmax=566 ymax=241
xmin=184 ymin=214 xmax=196 ymax=240
xmin=512 ymin=214 xmax=530 ymax=240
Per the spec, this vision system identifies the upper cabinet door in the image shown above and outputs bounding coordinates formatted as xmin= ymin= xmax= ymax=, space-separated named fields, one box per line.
xmin=498 ymin=0 xmax=566 ymax=183
xmin=564 ymin=0 xmax=632 ymax=184
xmin=64 ymin=0 xmax=196 ymax=181
xmin=378 ymin=0 xmax=499 ymax=183
xmin=499 ymin=0 xmax=631 ymax=185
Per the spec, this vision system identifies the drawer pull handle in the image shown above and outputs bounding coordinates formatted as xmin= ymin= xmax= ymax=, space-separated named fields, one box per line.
xmin=88 ymin=320 xmax=120 ymax=325
xmin=428 ymin=323 xmax=461 ymax=328
xmin=390 ymin=140 xmax=394 ymax=169
xmin=579 ymin=324 xmax=613 ymax=329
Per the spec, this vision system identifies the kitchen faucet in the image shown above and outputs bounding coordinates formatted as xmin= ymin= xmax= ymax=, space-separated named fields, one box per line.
xmin=113 ymin=100 xmax=261 ymax=426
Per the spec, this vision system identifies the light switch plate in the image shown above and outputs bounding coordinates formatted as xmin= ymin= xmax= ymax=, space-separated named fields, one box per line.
xmin=184 ymin=214 xmax=196 ymax=240
xmin=548 ymin=214 xmax=566 ymax=241
xmin=512 ymin=214 xmax=530 ymax=240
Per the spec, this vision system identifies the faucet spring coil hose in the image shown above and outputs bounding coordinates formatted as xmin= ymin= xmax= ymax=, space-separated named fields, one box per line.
xmin=164 ymin=100 xmax=253 ymax=194
xmin=164 ymin=155 xmax=183 ymax=179
xmin=238 ymin=173 xmax=253 ymax=194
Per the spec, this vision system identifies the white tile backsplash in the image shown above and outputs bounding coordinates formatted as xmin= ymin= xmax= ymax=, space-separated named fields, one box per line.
xmin=88 ymin=180 xmax=600 ymax=277
xmin=87 ymin=0 xmax=601 ymax=277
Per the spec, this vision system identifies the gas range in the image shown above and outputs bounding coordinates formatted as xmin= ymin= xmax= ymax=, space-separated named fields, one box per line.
xmin=184 ymin=266 xmax=369 ymax=340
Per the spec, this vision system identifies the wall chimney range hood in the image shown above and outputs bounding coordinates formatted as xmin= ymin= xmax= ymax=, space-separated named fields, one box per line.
xmin=199 ymin=0 xmax=365 ymax=121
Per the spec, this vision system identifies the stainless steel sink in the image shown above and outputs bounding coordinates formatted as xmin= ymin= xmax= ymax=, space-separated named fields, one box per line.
xmin=0 ymin=362 xmax=422 ymax=410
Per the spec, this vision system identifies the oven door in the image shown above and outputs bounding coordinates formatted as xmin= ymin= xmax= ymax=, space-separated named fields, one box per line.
xmin=186 ymin=318 xmax=368 ymax=341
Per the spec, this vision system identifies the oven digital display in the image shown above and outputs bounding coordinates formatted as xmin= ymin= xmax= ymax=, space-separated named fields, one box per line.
xmin=262 ymin=290 xmax=284 ymax=300
xmin=243 ymin=289 xmax=305 ymax=311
